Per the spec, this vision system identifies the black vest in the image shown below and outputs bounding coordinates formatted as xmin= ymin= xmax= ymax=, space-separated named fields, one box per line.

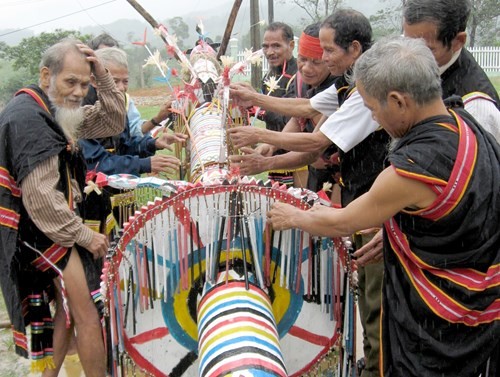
xmin=335 ymin=76 xmax=390 ymax=207
xmin=441 ymin=49 xmax=500 ymax=109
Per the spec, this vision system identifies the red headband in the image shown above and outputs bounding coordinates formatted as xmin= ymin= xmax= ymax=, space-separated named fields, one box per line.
xmin=298 ymin=32 xmax=323 ymax=60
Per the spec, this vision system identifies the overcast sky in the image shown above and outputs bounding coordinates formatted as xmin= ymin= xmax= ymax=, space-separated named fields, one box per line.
xmin=0 ymin=0 xmax=231 ymax=34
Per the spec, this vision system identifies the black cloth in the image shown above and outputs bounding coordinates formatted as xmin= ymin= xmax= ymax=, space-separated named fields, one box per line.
xmin=334 ymin=76 xmax=390 ymax=206
xmin=294 ymin=73 xmax=339 ymax=192
xmin=82 ymin=85 xmax=99 ymax=106
xmin=381 ymin=111 xmax=500 ymax=376
xmin=441 ymin=48 xmax=500 ymax=108
xmin=261 ymin=57 xmax=298 ymax=134
xmin=0 ymin=85 xmax=101 ymax=361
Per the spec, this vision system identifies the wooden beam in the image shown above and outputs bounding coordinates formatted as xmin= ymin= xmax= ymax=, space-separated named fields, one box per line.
xmin=217 ymin=0 xmax=243 ymax=59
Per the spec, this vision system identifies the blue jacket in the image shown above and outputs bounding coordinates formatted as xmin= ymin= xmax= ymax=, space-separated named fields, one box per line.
xmin=78 ymin=117 xmax=157 ymax=176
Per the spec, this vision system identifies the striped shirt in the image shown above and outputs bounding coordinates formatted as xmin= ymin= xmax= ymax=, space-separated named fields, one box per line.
xmin=20 ymin=71 xmax=126 ymax=250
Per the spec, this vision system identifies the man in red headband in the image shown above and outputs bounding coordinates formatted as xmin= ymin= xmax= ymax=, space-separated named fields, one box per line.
xmin=231 ymin=23 xmax=338 ymax=192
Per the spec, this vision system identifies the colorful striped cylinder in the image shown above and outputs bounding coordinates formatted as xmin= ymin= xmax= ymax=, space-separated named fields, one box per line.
xmin=197 ymin=280 xmax=287 ymax=377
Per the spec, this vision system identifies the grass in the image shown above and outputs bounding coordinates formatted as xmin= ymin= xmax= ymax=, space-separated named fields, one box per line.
xmin=136 ymin=105 xmax=160 ymax=120
xmin=488 ymin=74 xmax=500 ymax=94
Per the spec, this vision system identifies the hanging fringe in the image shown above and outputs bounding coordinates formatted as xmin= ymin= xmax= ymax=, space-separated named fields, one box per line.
xmin=30 ymin=355 xmax=56 ymax=373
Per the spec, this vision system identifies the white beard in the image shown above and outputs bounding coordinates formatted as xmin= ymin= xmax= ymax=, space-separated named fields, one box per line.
xmin=48 ymin=77 xmax=84 ymax=142
xmin=52 ymin=103 xmax=84 ymax=142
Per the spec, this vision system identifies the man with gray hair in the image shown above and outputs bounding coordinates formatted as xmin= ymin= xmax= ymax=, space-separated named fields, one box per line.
xmin=267 ymin=36 xmax=500 ymax=377
xmin=80 ymin=47 xmax=185 ymax=179
xmin=402 ymin=0 xmax=500 ymax=142
xmin=78 ymin=47 xmax=185 ymax=240
xmin=0 ymin=39 xmax=126 ymax=376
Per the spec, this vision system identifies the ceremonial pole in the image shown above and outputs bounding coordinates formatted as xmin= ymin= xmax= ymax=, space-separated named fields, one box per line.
xmin=217 ymin=0 xmax=243 ymax=59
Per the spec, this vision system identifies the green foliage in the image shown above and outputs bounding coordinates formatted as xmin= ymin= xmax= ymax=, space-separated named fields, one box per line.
xmin=370 ymin=4 xmax=404 ymax=40
xmin=0 ymin=60 xmax=33 ymax=108
xmin=468 ymin=0 xmax=500 ymax=47
xmin=167 ymin=17 xmax=189 ymax=50
xmin=1 ymin=29 xmax=92 ymax=77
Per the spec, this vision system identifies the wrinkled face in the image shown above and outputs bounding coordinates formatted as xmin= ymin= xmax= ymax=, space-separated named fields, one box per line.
xmin=107 ymin=63 xmax=129 ymax=93
xmin=403 ymin=20 xmax=454 ymax=67
xmin=47 ymin=51 xmax=91 ymax=109
xmin=262 ymin=29 xmax=294 ymax=68
xmin=297 ymin=54 xmax=330 ymax=87
xmin=319 ymin=27 xmax=358 ymax=76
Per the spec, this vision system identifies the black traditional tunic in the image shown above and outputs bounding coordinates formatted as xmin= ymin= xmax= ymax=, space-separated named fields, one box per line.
xmin=0 ymin=86 xmax=102 ymax=370
xmin=441 ymin=49 xmax=500 ymax=109
xmin=381 ymin=110 xmax=500 ymax=376
xmin=294 ymin=73 xmax=339 ymax=192
xmin=334 ymin=76 xmax=390 ymax=206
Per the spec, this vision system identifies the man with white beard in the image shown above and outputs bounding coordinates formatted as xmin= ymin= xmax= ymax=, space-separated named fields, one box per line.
xmin=0 ymin=39 xmax=126 ymax=377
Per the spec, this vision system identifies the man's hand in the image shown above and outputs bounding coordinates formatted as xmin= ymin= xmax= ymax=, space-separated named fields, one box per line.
xmin=229 ymin=146 xmax=269 ymax=176
xmin=86 ymin=231 xmax=110 ymax=259
xmin=77 ymin=43 xmax=106 ymax=78
xmin=155 ymin=98 xmax=173 ymax=123
xmin=155 ymin=132 xmax=187 ymax=150
xmin=150 ymin=155 xmax=181 ymax=174
xmin=255 ymin=143 xmax=276 ymax=157
xmin=267 ymin=202 xmax=300 ymax=231
xmin=228 ymin=126 xmax=262 ymax=149
xmin=352 ymin=229 xmax=384 ymax=267
xmin=229 ymin=82 xmax=258 ymax=108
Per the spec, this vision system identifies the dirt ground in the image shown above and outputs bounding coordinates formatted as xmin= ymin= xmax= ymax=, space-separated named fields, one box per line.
xmin=128 ymin=86 xmax=170 ymax=106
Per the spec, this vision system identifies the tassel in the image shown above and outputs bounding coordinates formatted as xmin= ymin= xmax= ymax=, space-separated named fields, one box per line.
xmin=30 ymin=356 xmax=56 ymax=373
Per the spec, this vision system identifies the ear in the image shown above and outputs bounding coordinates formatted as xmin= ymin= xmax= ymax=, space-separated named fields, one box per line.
xmin=349 ymin=40 xmax=363 ymax=59
xmin=289 ymin=38 xmax=295 ymax=50
xmin=90 ymin=74 xmax=97 ymax=89
xmin=451 ymin=31 xmax=467 ymax=53
xmin=39 ymin=66 xmax=51 ymax=89
xmin=388 ymin=91 xmax=407 ymax=111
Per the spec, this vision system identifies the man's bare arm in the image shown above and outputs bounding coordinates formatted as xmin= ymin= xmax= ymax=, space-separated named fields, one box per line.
xmin=229 ymin=126 xmax=331 ymax=153
xmin=230 ymin=82 xmax=320 ymax=118
xmin=230 ymin=147 xmax=317 ymax=176
xmin=267 ymin=166 xmax=438 ymax=237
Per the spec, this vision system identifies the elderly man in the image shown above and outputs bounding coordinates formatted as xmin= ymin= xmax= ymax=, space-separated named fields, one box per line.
xmin=268 ymin=36 xmax=500 ymax=377
xmin=354 ymin=0 xmax=500 ymax=273
xmin=0 ymin=39 xmax=126 ymax=376
xmin=403 ymin=0 xmax=500 ymax=142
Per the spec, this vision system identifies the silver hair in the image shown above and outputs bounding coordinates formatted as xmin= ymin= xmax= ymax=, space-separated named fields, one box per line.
xmin=39 ymin=38 xmax=85 ymax=76
xmin=94 ymin=47 xmax=128 ymax=69
xmin=353 ymin=36 xmax=442 ymax=106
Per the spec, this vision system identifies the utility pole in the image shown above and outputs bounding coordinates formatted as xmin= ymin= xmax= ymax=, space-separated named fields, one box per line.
xmin=268 ymin=0 xmax=274 ymax=24
xmin=250 ymin=0 xmax=262 ymax=88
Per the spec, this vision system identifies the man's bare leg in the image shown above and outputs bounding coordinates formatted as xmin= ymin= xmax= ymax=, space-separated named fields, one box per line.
xmin=60 ymin=247 xmax=105 ymax=377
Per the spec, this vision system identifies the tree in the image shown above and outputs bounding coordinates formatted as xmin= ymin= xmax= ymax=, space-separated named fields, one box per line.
xmin=166 ymin=17 xmax=189 ymax=50
xmin=369 ymin=1 xmax=403 ymax=39
xmin=1 ymin=29 xmax=92 ymax=77
xmin=468 ymin=0 xmax=500 ymax=47
xmin=278 ymin=0 xmax=344 ymax=23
